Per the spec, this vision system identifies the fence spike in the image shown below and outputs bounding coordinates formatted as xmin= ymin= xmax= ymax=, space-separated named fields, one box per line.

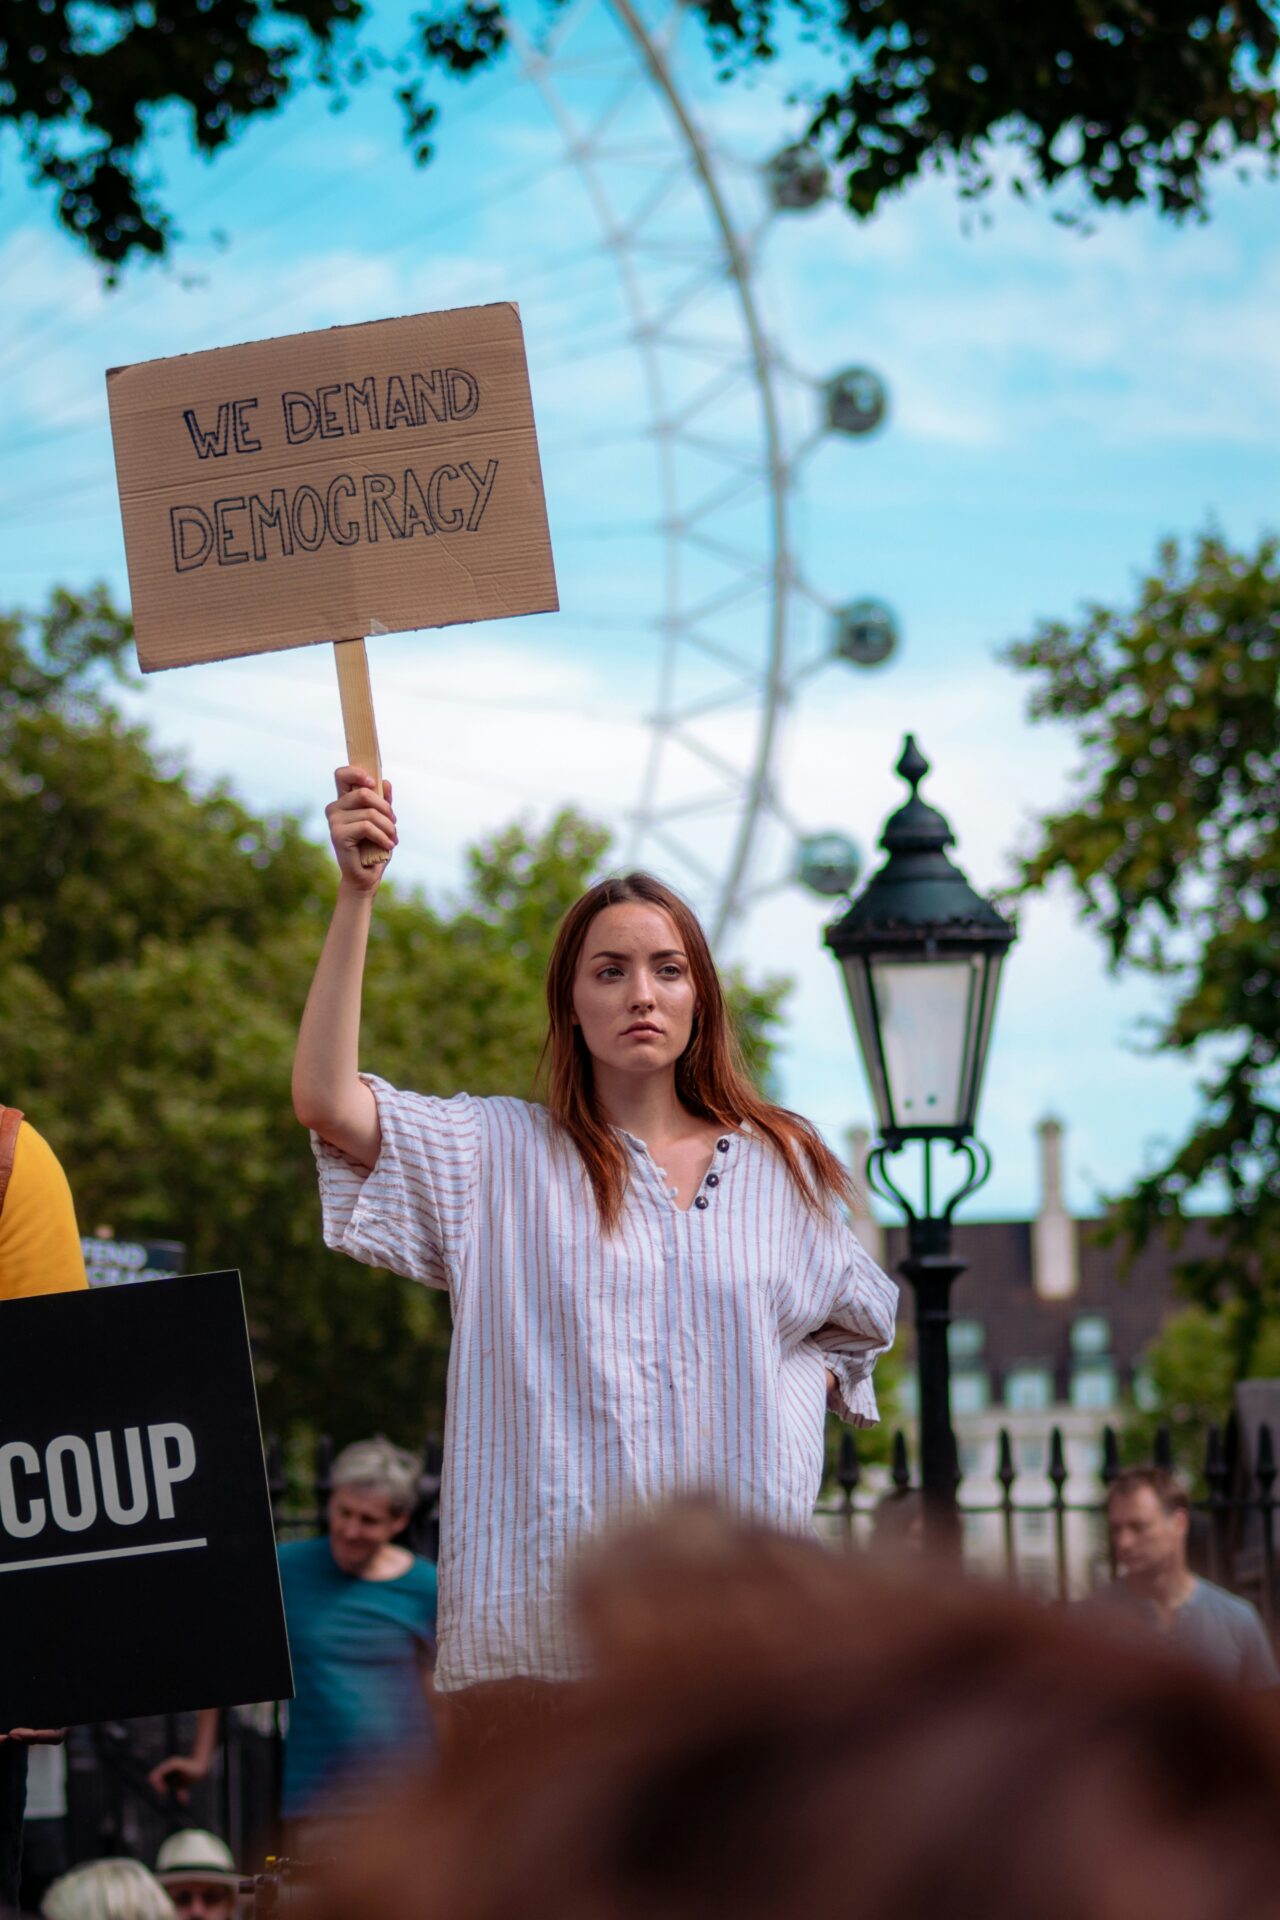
xmin=891 ymin=1429 xmax=910 ymax=1494
xmin=1256 ymin=1422 xmax=1276 ymax=1492
xmin=417 ymin=1436 xmax=441 ymax=1507
xmin=1154 ymin=1423 xmax=1174 ymax=1471
xmin=837 ymin=1429 xmax=861 ymax=1493
xmin=1049 ymin=1426 xmax=1067 ymax=1491
xmin=997 ymin=1428 xmax=1015 ymax=1492
xmin=1101 ymin=1426 xmax=1119 ymax=1484
xmin=1205 ymin=1423 xmax=1231 ymax=1511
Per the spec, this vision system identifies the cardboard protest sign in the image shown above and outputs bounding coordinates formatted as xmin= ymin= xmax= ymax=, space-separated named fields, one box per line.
xmin=106 ymin=303 xmax=558 ymax=671
xmin=81 ymin=1233 xmax=187 ymax=1288
xmin=0 ymin=1271 xmax=291 ymax=1726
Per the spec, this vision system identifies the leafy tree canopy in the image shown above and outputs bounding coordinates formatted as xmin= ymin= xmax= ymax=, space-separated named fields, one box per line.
xmin=4 ymin=0 xmax=1278 ymax=270
xmin=1007 ymin=529 xmax=1280 ymax=1347
xmin=1121 ymin=1300 xmax=1280 ymax=1484
xmin=0 ymin=582 xmax=791 ymax=1448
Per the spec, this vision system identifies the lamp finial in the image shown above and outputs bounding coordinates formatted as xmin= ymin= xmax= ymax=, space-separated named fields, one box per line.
xmin=896 ymin=735 xmax=929 ymax=796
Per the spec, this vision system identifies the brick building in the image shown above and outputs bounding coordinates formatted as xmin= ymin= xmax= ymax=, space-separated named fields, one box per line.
xmin=850 ymin=1118 xmax=1211 ymax=1591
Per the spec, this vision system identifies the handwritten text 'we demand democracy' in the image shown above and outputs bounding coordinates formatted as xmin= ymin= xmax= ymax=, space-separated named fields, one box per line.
xmin=166 ymin=367 xmax=501 ymax=574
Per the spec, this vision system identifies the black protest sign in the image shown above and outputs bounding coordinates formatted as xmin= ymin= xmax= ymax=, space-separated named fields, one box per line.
xmin=0 ymin=1271 xmax=291 ymax=1727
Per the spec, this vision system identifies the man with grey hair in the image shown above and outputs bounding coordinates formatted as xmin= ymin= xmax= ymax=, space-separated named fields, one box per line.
xmin=150 ymin=1437 xmax=437 ymax=1833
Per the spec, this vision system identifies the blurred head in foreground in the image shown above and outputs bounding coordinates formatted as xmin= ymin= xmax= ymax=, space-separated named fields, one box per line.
xmin=42 ymin=1859 xmax=175 ymax=1920
xmin=319 ymin=1507 xmax=1280 ymax=1920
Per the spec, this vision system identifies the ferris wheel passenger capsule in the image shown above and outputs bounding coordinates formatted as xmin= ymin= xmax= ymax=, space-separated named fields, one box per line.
xmin=824 ymin=367 xmax=888 ymax=436
xmin=764 ymin=144 xmax=830 ymax=212
xmin=796 ymin=832 xmax=863 ymax=899
xmin=832 ymin=598 xmax=899 ymax=667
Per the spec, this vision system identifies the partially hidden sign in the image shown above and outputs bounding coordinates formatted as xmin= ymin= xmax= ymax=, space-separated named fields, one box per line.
xmin=0 ymin=1271 xmax=292 ymax=1726
xmin=106 ymin=304 xmax=559 ymax=671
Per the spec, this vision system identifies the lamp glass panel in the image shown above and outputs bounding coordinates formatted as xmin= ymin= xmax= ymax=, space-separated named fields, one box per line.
xmin=966 ymin=953 xmax=1005 ymax=1117
xmin=841 ymin=958 xmax=894 ymax=1133
xmin=868 ymin=958 xmax=978 ymax=1130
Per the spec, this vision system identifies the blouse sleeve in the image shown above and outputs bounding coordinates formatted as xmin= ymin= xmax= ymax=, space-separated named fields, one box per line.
xmin=311 ymin=1074 xmax=482 ymax=1294
xmin=812 ymin=1231 xmax=898 ymax=1429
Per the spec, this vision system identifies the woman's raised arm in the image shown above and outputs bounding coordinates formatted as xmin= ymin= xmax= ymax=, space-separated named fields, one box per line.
xmin=292 ymin=766 xmax=397 ymax=1167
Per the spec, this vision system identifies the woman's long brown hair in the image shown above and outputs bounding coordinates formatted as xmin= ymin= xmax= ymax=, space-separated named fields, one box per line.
xmin=538 ymin=872 xmax=850 ymax=1229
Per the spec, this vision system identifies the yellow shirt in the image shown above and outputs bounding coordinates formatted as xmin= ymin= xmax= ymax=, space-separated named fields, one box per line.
xmin=0 ymin=1121 xmax=89 ymax=1299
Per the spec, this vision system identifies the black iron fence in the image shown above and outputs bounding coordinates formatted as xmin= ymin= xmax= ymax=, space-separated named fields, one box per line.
xmin=816 ymin=1410 xmax=1280 ymax=1628
xmin=41 ymin=1410 xmax=1278 ymax=1897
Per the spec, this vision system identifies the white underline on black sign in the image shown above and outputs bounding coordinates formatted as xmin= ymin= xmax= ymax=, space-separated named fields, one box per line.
xmin=0 ymin=1538 xmax=208 ymax=1575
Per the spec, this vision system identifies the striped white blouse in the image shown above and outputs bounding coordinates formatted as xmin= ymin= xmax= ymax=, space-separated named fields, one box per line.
xmin=313 ymin=1075 xmax=898 ymax=1691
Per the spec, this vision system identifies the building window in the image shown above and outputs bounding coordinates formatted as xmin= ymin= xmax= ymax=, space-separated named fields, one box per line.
xmin=1005 ymin=1366 xmax=1054 ymax=1412
xmin=1131 ymin=1366 xmax=1160 ymax=1413
xmin=1070 ymin=1363 xmax=1117 ymax=1412
xmin=952 ymin=1371 xmax=990 ymax=1416
xmin=949 ymin=1319 xmax=985 ymax=1360
xmin=1071 ymin=1315 xmax=1111 ymax=1356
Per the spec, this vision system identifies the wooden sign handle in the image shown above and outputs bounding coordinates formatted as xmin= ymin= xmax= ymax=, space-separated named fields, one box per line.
xmin=333 ymin=639 xmax=389 ymax=870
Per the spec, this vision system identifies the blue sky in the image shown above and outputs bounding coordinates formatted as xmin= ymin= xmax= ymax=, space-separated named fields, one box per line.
xmin=2 ymin=0 xmax=1276 ymax=1220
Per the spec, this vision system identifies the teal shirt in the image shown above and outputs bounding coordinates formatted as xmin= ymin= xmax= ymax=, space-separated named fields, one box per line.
xmin=279 ymin=1535 xmax=437 ymax=1817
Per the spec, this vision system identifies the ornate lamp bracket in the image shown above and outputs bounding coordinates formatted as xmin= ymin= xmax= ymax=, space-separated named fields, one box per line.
xmin=867 ymin=1136 xmax=992 ymax=1245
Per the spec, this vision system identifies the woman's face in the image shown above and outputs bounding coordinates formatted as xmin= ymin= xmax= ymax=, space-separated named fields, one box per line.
xmin=571 ymin=901 xmax=698 ymax=1079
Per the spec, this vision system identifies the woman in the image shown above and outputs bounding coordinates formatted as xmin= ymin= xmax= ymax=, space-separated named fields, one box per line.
xmin=294 ymin=768 xmax=897 ymax=1716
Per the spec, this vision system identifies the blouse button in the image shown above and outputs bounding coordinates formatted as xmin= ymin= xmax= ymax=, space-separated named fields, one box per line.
xmin=705 ymin=1173 xmax=720 ymax=1187
xmin=694 ymin=1195 xmax=709 ymax=1210
xmin=716 ymin=1138 xmax=731 ymax=1153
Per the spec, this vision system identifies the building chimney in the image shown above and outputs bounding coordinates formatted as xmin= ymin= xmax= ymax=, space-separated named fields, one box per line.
xmin=845 ymin=1126 xmax=885 ymax=1265
xmin=1033 ymin=1115 xmax=1078 ymax=1299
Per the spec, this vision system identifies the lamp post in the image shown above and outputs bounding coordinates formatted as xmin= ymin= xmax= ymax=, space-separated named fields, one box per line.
xmin=824 ymin=737 xmax=1016 ymax=1542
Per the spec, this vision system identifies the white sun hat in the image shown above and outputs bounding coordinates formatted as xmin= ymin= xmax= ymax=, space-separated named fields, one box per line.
xmin=155 ymin=1831 xmax=241 ymax=1887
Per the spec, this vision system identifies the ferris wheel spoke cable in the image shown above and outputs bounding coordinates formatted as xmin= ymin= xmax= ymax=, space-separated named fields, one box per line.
xmin=0 ymin=69 xmax=531 ymax=383
xmin=0 ymin=146 xmax=577 ymax=457
xmin=642 ymin=822 xmax=721 ymax=887
xmin=645 ymin=790 xmax=746 ymax=826
xmin=656 ymin=622 xmax=760 ymax=678
xmin=523 ymin=0 xmax=791 ymax=930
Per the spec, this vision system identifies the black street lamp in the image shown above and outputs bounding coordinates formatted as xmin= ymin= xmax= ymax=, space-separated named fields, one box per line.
xmin=824 ymin=736 xmax=1017 ymax=1541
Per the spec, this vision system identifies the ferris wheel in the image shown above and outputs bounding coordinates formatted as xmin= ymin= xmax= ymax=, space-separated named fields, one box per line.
xmin=0 ymin=0 xmax=901 ymax=954
xmin=500 ymin=0 xmax=901 ymax=949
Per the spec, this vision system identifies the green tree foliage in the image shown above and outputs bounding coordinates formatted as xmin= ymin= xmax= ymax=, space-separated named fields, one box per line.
xmin=1123 ymin=1303 xmax=1280 ymax=1483
xmin=2 ymin=0 xmax=364 ymax=269
xmin=688 ymin=0 xmax=1280 ymax=224
xmin=1 ymin=583 xmax=791 ymax=1449
xmin=6 ymin=0 xmax=1278 ymax=271
xmin=1007 ymin=530 xmax=1280 ymax=1350
xmin=828 ymin=1325 xmax=904 ymax=1474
